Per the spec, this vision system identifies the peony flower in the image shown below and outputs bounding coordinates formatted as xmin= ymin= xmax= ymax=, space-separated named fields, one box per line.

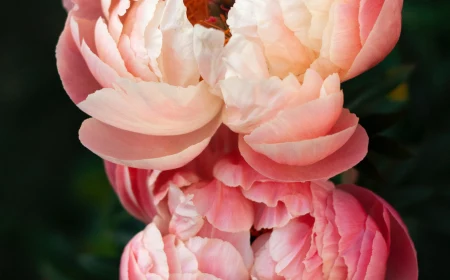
xmin=251 ymin=184 xmax=418 ymax=280
xmin=56 ymin=0 xmax=228 ymax=170
xmin=218 ymin=67 xmax=368 ymax=181
xmin=120 ymin=223 xmax=251 ymax=280
xmin=227 ymin=0 xmax=403 ymax=81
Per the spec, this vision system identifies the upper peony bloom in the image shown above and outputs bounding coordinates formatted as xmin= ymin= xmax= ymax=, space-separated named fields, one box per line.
xmin=120 ymin=223 xmax=251 ymax=280
xmin=56 ymin=0 xmax=226 ymax=170
xmin=227 ymin=0 xmax=403 ymax=81
xmin=251 ymin=184 xmax=418 ymax=280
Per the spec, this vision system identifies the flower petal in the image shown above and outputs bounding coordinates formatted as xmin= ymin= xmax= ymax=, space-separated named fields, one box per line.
xmin=78 ymin=80 xmax=222 ymax=136
xmin=78 ymin=113 xmax=221 ymax=170
xmin=239 ymin=125 xmax=368 ymax=181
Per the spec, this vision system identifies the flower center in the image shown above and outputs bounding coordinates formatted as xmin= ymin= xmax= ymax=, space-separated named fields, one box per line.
xmin=184 ymin=0 xmax=233 ymax=42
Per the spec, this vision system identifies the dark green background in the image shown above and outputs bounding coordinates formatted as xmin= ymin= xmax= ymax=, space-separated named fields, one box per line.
xmin=1 ymin=0 xmax=449 ymax=279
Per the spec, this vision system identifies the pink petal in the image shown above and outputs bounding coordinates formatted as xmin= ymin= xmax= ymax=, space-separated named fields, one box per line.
xmin=252 ymin=235 xmax=283 ymax=280
xmin=56 ymin=18 xmax=101 ymax=104
xmin=245 ymin=91 xmax=344 ymax=144
xmin=78 ymin=113 xmax=221 ymax=170
xmin=242 ymin=181 xmax=310 ymax=207
xmin=197 ymin=221 xmax=254 ymax=269
xmin=186 ymin=237 xmax=249 ymax=279
xmin=338 ymin=184 xmax=418 ymax=280
xmin=253 ymin=202 xmax=292 ymax=230
xmin=187 ymin=180 xmax=254 ymax=232
xmin=245 ymin=110 xmax=358 ymax=166
xmin=167 ymin=187 xmax=204 ymax=240
xmin=68 ymin=0 xmax=103 ymax=19
xmin=94 ymin=18 xmax=133 ymax=78
xmin=359 ymin=0 xmax=384 ymax=44
xmin=213 ymin=154 xmax=266 ymax=190
xmin=239 ymin=125 xmax=368 ymax=182
xmin=163 ymin=234 xmax=198 ymax=274
xmin=344 ymin=0 xmax=403 ymax=80
xmin=326 ymin=0 xmax=362 ymax=70
xmin=78 ymin=80 xmax=222 ymax=135
xmin=105 ymin=0 xmax=131 ymax=42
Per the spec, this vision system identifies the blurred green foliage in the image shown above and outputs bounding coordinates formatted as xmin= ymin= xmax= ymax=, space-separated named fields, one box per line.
xmin=1 ymin=0 xmax=450 ymax=279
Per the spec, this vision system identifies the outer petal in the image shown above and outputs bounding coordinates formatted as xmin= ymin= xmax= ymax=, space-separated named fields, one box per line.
xmin=56 ymin=18 xmax=101 ymax=104
xmin=344 ymin=0 xmax=403 ymax=80
xmin=186 ymin=237 xmax=249 ymax=280
xmin=78 ymin=80 xmax=222 ymax=136
xmin=187 ymin=180 xmax=254 ymax=232
xmin=79 ymin=113 xmax=221 ymax=170
xmin=239 ymin=125 xmax=368 ymax=181
xmin=338 ymin=184 xmax=418 ymax=280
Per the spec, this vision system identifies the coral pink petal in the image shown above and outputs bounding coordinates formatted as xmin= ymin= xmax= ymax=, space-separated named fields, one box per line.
xmin=344 ymin=0 xmax=403 ymax=80
xmin=338 ymin=184 xmax=418 ymax=280
xmin=252 ymin=236 xmax=283 ymax=280
xmin=245 ymin=91 xmax=343 ymax=144
xmin=171 ymin=273 xmax=221 ymax=280
xmin=106 ymin=0 xmax=131 ymax=42
xmin=242 ymin=181 xmax=310 ymax=207
xmin=186 ymin=237 xmax=249 ymax=280
xmin=197 ymin=221 xmax=253 ymax=269
xmin=246 ymin=110 xmax=358 ymax=166
xmin=188 ymin=180 xmax=254 ymax=232
xmin=56 ymin=19 xmax=101 ymax=104
xmin=359 ymin=0 xmax=384 ymax=44
xmin=69 ymin=0 xmax=103 ymax=19
xmin=253 ymin=202 xmax=292 ymax=230
xmin=79 ymin=114 xmax=221 ymax=170
xmin=212 ymin=154 xmax=266 ymax=190
xmin=163 ymin=235 xmax=199 ymax=273
xmin=239 ymin=125 xmax=368 ymax=182
xmin=328 ymin=0 xmax=362 ymax=69
xmin=78 ymin=80 xmax=222 ymax=135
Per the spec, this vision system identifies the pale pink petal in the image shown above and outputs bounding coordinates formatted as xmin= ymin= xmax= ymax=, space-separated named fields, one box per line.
xmin=222 ymin=35 xmax=270 ymax=80
xmin=251 ymin=235 xmax=283 ymax=280
xmin=197 ymin=221 xmax=254 ymax=269
xmin=187 ymin=180 xmax=254 ymax=232
xmin=56 ymin=18 xmax=101 ymax=104
xmin=212 ymin=154 xmax=266 ymax=190
xmin=163 ymin=235 xmax=198 ymax=274
xmin=78 ymin=80 xmax=222 ymax=135
xmin=246 ymin=110 xmax=358 ymax=166
xmin=170 ymin=273 xmax=220 ymax=280
xmin=186 ymin=237 xmax=249 ymax=279
xmin=344 ymin=0 xmax=403 ymax=80
xmin=227 ymin=0 xmax=258 ymax=37
xmin=167 ymin=187 xmax=204 ymax=240
xmin=63 ymin=0 xmax=75 ymax=12
xmin=239 ymin=125 xmax=368 ymax=181
xmin=106 ymin=0 xmax=131 ymax=42
xmin=94 ymin=18 xmax=133 ymax=78
xmin=245 ymin=91 xmax=343 ymax=144
xmin=338 ymin=184 xmax=418 ymax=280
xmin=158 ymin=0 xmax=199 ymax=87
xmin=78 ymin=114 xmax=221 ymax=170
xmin=193 ymin=25 xmax=226 ymax=87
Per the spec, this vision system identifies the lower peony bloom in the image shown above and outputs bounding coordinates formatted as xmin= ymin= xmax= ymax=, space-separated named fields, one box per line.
xmin=121 ymin=223 xmax=251 ymax=280
xmin=251 ymin=184 xmax=418 ymax=280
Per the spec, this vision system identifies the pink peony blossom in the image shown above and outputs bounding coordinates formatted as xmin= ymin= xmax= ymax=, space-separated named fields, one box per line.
xmin=218 ymin=69 xmax=368 ymax=181
xmin=227 ymin=0 xmax=403 ymax=81
xmin=57 ymin=0 xmax=225 ymax=170
xmin=251 ymin=184 xmax=418 ymax=280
